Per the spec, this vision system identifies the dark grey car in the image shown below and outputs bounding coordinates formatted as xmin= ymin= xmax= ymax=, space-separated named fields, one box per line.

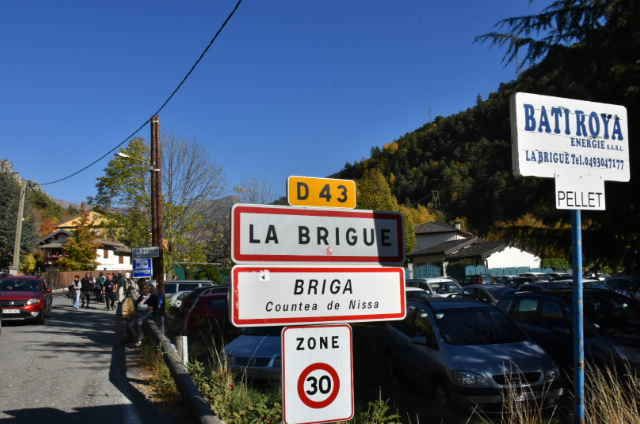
xmin=385 ymin=298 xmax=562 ymax=410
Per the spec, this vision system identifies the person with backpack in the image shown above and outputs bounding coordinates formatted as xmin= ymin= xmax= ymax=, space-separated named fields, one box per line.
xmin=104 ymin=274 xmax=117 ymax=311
xmin=95 ymin=272 xmax=106 ymax=302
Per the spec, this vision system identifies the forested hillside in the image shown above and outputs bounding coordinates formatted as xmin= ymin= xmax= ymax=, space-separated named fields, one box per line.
xmin=337 ymin=0 xmax=639 ymax=271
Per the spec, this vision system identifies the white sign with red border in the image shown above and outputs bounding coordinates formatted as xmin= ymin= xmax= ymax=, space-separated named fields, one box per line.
xmin=231 ymin=204 xmax=404 ymax=264
xmin=282 ymin=324 xmax=354 ymax=424
xmin=231 ymin=266 xmax=406 ymax=327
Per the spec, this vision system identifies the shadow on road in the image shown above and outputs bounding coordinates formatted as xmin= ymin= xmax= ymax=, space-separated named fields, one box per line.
xmin=0 ymin=297 xmax=178 ymax=424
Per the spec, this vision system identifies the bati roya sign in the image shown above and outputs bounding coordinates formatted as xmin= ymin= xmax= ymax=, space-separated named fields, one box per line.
xmin=510 ymin=92 xmax=629 ymax=211
xmin=231 ymin=266 xmax=406 ymax=326
xmin=231 ymin=204 xmax=404 ymax=264
xmin=282 ymin=325 xmax=354 ymax=424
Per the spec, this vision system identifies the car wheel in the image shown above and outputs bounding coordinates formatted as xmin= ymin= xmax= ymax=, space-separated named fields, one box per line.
xmin=35 ymin=313 xmax=46 ymax=325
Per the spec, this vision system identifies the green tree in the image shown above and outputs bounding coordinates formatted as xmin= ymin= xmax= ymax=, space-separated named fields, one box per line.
xmin=357 ymin=168 xmax=416 ymax=254
xmin=92 ymin=137 xmax=225 ymax=273
xmin=0 ymin=170 xmax=37 ymax=270
xmin=58 ymin=210 xmax=97 ymax=271
xmin=92 ymin=138 xmax=151 ymax=248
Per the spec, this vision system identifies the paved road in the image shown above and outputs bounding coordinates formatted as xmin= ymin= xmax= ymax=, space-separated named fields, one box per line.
xmin=0 ymin=295 xmax=172 ymax=424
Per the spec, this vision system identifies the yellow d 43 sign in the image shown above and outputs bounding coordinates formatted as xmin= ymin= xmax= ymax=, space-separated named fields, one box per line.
xmin=288 ymin=176 xmax=356 ymax=209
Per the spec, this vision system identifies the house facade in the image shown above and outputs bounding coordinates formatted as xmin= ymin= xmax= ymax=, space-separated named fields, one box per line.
xmin=37 ymin=213 xmax=132 ymax=272
xmin=408 ymin=221 xmax=541 ymax=279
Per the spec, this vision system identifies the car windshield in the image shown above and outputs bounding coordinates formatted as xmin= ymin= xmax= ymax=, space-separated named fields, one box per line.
xmin=242 ymin=326 xmax=284 ymax=336
xmin=428 ymin=281 xmax=462 ymax=294
xmin=435 ymin=307 xmax=526 ymax=345
xmin=165 ymin=284 xmax=177 ymax=294
xmin=0 ymin=279 xmax=40 ymax=291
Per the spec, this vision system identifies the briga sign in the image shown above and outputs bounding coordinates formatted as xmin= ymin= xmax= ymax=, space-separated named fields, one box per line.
xmin=231 ymin=204 xmax=404 ymax=264
xmin=231 ymin=266 xmax=406 ymax=326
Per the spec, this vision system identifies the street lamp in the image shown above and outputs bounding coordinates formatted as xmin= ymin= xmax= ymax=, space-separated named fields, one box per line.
xmin=115 ymin=151 xmax=160 ymax=172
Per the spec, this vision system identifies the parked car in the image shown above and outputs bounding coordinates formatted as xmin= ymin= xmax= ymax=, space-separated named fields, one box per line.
xmin=406 ymin=286 xmax=432 ymax=302
xmin=224 ymin=326 xmax=282 ymax=381
xmin=384 ymin=298 xmax=562 ymax=411
xmin=546 ymin=272 xmax=572 ymax=281
xmin=463 ymin=284 xmax=516 ymax=305
xmin=498 ymin=287 xmax=640 ymax=371
xmin=606 ymin=275 xmax=640 ymax=301
xmin=165 ymin=280 xmax=216 ymax=307
xmin=0 ymin=276 xmax=52 ymax=324
xmin=462 ymin=274 xmax=495 ymax=286
xmin=407 ymin=278 xmax=463 ymax=298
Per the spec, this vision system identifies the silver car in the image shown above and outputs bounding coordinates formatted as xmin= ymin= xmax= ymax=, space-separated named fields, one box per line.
xmin=224 ymin=326 xmax=282 ymax=381
xmin=407 ymin=277 xmax=464 ymax=298
xmin=385 ymin=298 xmax=562 ymax=410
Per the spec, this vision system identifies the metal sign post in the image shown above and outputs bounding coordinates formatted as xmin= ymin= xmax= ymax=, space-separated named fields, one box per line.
xmin=510 ymin=92 xmax=630 ymax=424
xmin=571 ymin=210 xmax=585 ymax=424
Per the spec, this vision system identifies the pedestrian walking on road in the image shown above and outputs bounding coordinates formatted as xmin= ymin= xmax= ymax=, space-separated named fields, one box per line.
xmin=72 ymin=275 xmax=82 ymax=310
xmin=81 ymin=273 xmax=92 ymax=308
xmin=95 ymin=272 xmax=105 ymax=302
xmin=104 ymin=274 xmax=117 ymax=311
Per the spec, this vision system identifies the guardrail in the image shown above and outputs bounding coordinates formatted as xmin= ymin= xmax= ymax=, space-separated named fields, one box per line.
xmin=145 ymin=320 xmax=225 ymax=424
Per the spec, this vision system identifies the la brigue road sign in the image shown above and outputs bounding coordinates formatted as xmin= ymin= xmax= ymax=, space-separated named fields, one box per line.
xmin=231 ymin=266 xmax=406 ymax=327
xmin=282 ymin=324 xmax=354 ymax=424
xmin=231 ymin=204 xmax=404 ymax=264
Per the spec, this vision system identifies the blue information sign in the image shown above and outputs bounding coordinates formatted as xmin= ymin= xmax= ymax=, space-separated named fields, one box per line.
xmin=133 ymin=258 xmax=153 ymax=278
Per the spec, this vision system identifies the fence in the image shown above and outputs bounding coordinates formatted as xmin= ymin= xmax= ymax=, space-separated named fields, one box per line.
xmin=464 ymin=265 xmax=555 ymax=277
xmin=44 ymin=270 xmax=110 ymax=289
xmin=412 ymin=264 xmax=442 ymax=278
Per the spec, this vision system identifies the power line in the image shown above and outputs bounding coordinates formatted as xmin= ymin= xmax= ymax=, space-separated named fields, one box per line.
xmin=40 ymin=0 xmax=244 ymax=186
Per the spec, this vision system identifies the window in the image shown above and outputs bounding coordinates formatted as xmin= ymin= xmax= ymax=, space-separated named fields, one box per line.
xmin=393 ymin=308 xmax=418 ymax=337
xmin=436 ymin=307 xmax=526 ymax=345
xmin=119 ymin=255 xmax=124 ymax=264
xmin=512 ymin=297 xmax=539 ymax=323
xmin=103 ymin=248 xmax=109 ymax=259
xmin=541 ymin=301 xmax=564 ymax=321
xmin=181 ymin=283 xmax=199 ymax=291
xmin=415 ymin=311 xmax=438 ymax=349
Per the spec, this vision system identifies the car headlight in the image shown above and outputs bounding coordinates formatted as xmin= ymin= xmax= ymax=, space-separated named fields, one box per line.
xmin=26 ymin=298 xmax=41 ymax=305
xmin=545 ymin=368 xmax=559 ymax=383
xmin=452 ymin=370 xmax=489 ymax=387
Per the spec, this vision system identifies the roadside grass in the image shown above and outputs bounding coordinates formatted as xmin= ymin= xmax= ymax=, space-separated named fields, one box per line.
xmin=470 ymin=363 xmax=640 ymax=424
xmin=140 ymin=337 xmax=180 ymax=402
xmin=585 ymin=363 xmax=640 ymax=424
xmin=143 ymin=329 xmax=640 ymax=423
xmin=188 ymin=343 xmax=403 ymax=424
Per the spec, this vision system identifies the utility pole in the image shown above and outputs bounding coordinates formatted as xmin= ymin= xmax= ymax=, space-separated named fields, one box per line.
xmin=150 ymin=115 xmax=165 ymax=331
xmin=9 ymin=181 xmax=27 ymax=275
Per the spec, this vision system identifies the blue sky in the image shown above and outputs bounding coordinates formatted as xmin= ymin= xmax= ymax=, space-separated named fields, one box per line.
xmin=0 ymin=0 xmax=542 ymax=203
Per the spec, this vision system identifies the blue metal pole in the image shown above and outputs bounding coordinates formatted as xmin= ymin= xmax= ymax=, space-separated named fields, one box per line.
xmin=571 ymin=210 xmax=585 ymax=424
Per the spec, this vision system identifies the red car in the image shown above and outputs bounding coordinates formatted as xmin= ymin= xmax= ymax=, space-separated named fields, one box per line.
xmin=0 ymin=276 xmax=52 ymax=324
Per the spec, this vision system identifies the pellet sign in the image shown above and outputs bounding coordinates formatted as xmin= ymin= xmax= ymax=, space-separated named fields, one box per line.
xmin=231 ymin=204 xmax=404 ymax=264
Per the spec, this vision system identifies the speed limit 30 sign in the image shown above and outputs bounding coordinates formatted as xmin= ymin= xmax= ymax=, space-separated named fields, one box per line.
xmin=282 ymin=324 xmax=354 ymax=424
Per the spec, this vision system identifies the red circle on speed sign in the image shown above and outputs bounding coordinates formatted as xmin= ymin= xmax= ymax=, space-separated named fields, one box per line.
xmin=297 ymin=362 xmax=341 ymax=409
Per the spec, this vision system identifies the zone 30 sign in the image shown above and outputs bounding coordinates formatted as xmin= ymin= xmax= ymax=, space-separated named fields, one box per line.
xmin=282 ymin=325 xmax=354 ymax=424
